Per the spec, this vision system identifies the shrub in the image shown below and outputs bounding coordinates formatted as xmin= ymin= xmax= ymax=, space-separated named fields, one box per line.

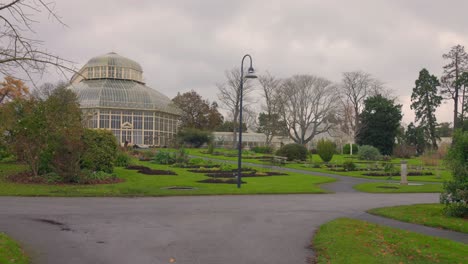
xmin=276 ymin=143 xmax=308 ymax=161
xmin=357 ymin=145 xmax=382 ymax=161
xmin=80 ymin=129 xmax=118 ymax=173
xmin=115 ymin=151 xmax=131 ymax=167
xmin=207 ymin=141 xmax=214 ymax=154
xmin=393 ymin=144 xmax=416 ymax=158
xmin=251 ymin=146 xmax=273 ymax=154
xmin=316 ymin=139 xmax=336 ymax=162
xmin=343 ymin=144 xmax=359 ymax=155
xmin=153 ymin=150 xmax=176 ymax=165
xmin=440 ymin=130 xmax=468 ymax=217
xmin=177 ymin=128 xmax=212 ymax=148
xmin=80 ymin=170 xmax=117 ymax=184
xmin=175 ymin=148 xmax=189 ymax=164
xmin=342 ymin=160 xmax=356 ymax=171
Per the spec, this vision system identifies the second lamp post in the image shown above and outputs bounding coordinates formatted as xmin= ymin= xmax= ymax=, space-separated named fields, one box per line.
xmin=237 ymin=54 xmax=257 ymax=188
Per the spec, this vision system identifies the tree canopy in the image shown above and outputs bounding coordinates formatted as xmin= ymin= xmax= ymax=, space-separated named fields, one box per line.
xmin=172 ymin=90 xmax=223 ymax=131
xmin=356 ymin=94 xmax=402 ymax=155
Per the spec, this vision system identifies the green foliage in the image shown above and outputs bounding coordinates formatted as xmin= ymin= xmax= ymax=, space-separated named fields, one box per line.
xmin=81 ymin=129 xmax=118 ymax=173
xmin=207 ymin=141 xmax=214 ymax=154
xmin=342 ymin=160 xmax=356 ymax=171
xmin=115 ymin=151 xmax=131 ymax=167
xmin=219 ymin=163 xmax=234 ymax=171
xmin=405 ymin=122 xmax=428 ymax=155
xmin=356 ymin=95 xmax=402 ymax=155
xmin=276 ymin=143 xmax=308 ymax=161
xmin=357 ymin=145 xmax=382 ymax=161
xmin=80 ymin=170 xmax=117 ymax=183
xmin=177 ymin=128 xmax=212 ymax=148
xmin=175 ymin=148 xmax=189 ymax=164
xmin=411 ymin=68 xmax=442 ymax=149
xmin=152 ymin=150 xmax=176 ymax=165
xmin=343 ymin=144 xmax=358 ymax=155
xmin=215 ymin=121 xmax=247 ymax=132
xmin=316 ymin=139 xmax=335 ymax=162
xmin=441 ymin=130 xmax=468 ymax=217
xmin=251 ymin=146 xmax=273 ymax=154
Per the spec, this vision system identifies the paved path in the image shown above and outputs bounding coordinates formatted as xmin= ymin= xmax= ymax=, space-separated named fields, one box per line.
xmin=0 ymin=193 xmax=441 ymax=264
xmin=0 ymin=159 xmax=464 ymax=264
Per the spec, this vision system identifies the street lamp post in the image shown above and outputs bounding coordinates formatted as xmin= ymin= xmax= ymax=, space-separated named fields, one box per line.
xmin=237 ymin=54 xmax=257 ymax=188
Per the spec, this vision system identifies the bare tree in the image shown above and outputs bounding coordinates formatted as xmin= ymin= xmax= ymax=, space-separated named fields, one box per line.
xmin=441 ymin=45 xmax=468 ymax=129
xmin=216 ymin=68 xmax=255 ymax=148
xmin=339 ymin=71 xmax=384 ymax=141
xmin=257 ymin=72 xmax=283 ymax=145
xmin=278 ymin=75 xmax=339 ymax=145
xmin=0 ymin=1 xmax=76 ymax=85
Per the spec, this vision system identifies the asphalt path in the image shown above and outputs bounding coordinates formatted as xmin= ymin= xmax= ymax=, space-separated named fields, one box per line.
xmin=0 ymin=193 xmax=440 ymax=264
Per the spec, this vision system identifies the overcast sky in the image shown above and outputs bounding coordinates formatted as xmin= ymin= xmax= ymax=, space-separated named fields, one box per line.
xmin=28 ymin=0 xmax=468 ymax=125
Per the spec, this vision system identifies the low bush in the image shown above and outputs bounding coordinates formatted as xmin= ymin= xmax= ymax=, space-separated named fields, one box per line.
xmin=115 ymin=151 xmax=131 ymax=167
xmin=276 ymin=143 xmax=308 ymax=161
xmin=153 ymin=150 xmax=176 ymax=165
xmin=358 ymin=145 xmax=382 ymax=161
xmin=317 ymin=139 xmax=336 ymax=163
xmin=343 ymin=144 xmax=358 ymax=155
xmin=342 ymin=161 xmax=356 ymax=171
xmin=251 ymin=146 xmax=273 ymax=154
xmin=81 ymin=129 xmax=118 ymax=173
xmin=440 ymin=130 xmax=468 ymax=217
xmin=80 ymin=170 xmax=117 ymax=184
xmin=177 ymin=128 xmax=212 ymax=148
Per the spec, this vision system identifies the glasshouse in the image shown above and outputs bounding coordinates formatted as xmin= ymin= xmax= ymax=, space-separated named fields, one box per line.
xmin=68 ymin=52 xmax=180 ymax=146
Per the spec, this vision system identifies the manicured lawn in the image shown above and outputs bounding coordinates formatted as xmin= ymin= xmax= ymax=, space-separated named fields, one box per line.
xmin=185 ymin=148 xmax=452 ymax=183
xmin=312 ymin=218 xmax=468 ymax=264
xmin=354 ymin=182 xmax=444 ymax=193
xmin=0 ymin=162 xmax=335 ymax=196
xmin=368 ymin=204 xmax=468 ymax=233
xmin=0 ymin=233 xmax=29 ymax=264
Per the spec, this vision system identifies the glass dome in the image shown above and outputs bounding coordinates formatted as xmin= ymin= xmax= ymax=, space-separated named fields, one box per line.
xmin=67 ymin=52 xmax=180 ymax=146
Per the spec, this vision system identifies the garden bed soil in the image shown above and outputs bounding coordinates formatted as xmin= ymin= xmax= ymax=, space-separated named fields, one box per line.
xmin=125 ymin=165 xmax=177 ymax=175
xmin=198 ymin=178 xmax=246 ymax=184
xmin=187 ymin=168 xmax=253 ymax=173
xmin=362 ymin=171 xmax=434 ymax=177
xmin=7 ymin=172 xmax=124 ymax=185
xmin=205 ymin=171 xmax=287 ymax=178
xmin=172 ymin=164 xmax=220 ymax=169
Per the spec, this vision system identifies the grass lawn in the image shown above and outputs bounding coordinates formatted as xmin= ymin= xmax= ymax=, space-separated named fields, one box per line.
xmin=354 ymin=182 xmax=444 ymax=193
xmin=312 ymin=218 xmax=468 ymax=264
xmin=0 ymin=161 xmax=335 ymax=197
xmin=0 ymin=233 xmax=29 ymax=264
xmin=184 ymin=148 xmax=452 ymax=183
xmin=368 ymin=204 xmax=468 ymax=233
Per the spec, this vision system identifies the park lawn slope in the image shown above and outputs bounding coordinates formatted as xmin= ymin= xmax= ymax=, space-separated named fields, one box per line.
xmin=0 ymin=233 xmax=29 ymax=264
xmin=0 ymin=162 xmax=334 ymax=197
xmin=354 ymin=182 xmax=443 ymax=193
xmin=312 ymin=218 xmax=468 ymax=264
xmin=368 ymin=204 xmax=468 ymax=233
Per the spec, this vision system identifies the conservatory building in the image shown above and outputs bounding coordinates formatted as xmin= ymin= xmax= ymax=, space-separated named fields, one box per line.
xmin=68 ymin=52 xmax=180 ymax=146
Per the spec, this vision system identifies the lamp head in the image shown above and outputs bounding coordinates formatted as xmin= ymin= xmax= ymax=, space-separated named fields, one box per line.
xmin=245 ymin=66 xmax=257 ymax=79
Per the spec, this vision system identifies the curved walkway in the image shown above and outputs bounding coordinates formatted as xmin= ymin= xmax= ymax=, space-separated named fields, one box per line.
xmin=0 ymin=159 xmax=464 ymax=264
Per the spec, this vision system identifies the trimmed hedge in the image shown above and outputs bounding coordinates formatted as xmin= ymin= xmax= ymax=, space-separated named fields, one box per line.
xmin=276 ymin=143 xmax=307 ymax=161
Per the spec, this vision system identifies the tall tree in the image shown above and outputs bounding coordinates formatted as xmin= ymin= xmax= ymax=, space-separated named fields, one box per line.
xmin=0 ymin=1 xmax=75 ymax=83
xmin=257 ymin=73 xmax=284 ymax=145
xmin=339 ymin=71 xmax=386 ymax=141
xmin=356 ymin=94 xmax=402 ymax=155
xmin=278 ymin=75 xmax=339 ymax=145
xmin=216 ymin=68 xmax=254 ymax=148
xmin=411 ymin=68 xmax=442 ymax=149
xmin=441 ymin=45 xmax=468 ymax=129
xmin=172 ymin=90 xmax=223 ymax=130
xmin=455 ymin=72 xmax=468 ymax=130
xmin=0 ymin=76 xmax=29 ymax=104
